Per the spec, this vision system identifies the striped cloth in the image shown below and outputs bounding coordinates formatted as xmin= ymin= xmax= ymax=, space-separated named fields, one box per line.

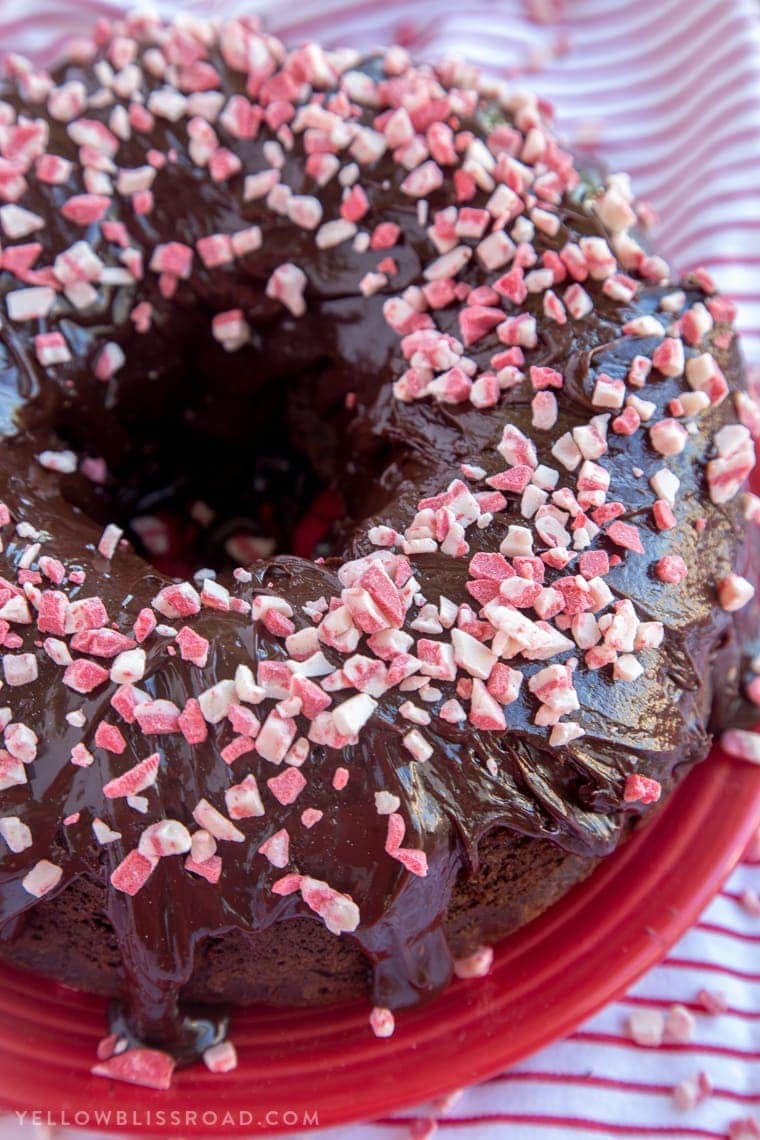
xmin=0 ymin=1 xmax=757 ymax=1137
xmin=360 ymin=852 xmax=760 ymax=1140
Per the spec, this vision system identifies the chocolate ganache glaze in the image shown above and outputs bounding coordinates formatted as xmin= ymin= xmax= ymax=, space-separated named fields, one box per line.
xmin=0 ymin=11 xmax=757 ymax=1078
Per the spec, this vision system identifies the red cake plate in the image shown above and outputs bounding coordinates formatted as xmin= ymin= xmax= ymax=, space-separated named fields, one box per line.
xmin=0 ymin=746 xmax=757 ymax=1136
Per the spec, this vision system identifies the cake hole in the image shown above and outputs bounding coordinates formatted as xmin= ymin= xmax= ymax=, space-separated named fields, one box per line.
xmin=106 ymin=427 xmax=341 ymax=578
xmin=39 ymin=353 xmax=348 ymax=576
xmin=92 ymin=430 xmax=341 ymax=576
xmin=9 ymin=314 xmax=405 ymax=576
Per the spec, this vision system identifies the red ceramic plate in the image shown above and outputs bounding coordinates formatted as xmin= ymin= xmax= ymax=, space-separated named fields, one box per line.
xmin=0 ymin=746 xmax=758 ymax=1136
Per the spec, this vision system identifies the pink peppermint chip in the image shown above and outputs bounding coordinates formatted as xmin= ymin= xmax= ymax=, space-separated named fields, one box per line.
xmin=623 ymin=774 xmax=662 ymax=804
xmin=63 ymin=658 xmax=109 ymax=694
xmin=5 ymin=723 xmax=37 ymax=763
xmin=459 ymin=305 xmax=504 ymax=347
xmin=267 ymin=767 xmax=307 ymax=806
xmin=721 ymin=729 xmax=760 ymax=765
xmin=61 ymin=193 xmax=111 ymax=226
xmin=94 ymin=344 xmax=126 ymax=383
xmin=149 ymin=241 xmax=193 ymax=278
xmin=400 ymin=160 xmax=443 ymax=198
xmin=176 ymin=625 xmax=210 ymax=667
xmin=103 ymin=753 xmax=160 ymax=799
xmin=110 ymin=648 xmax=146 ymax=685
xmin=228 ymin=703 xmax=261 ymax=737
xmin=256 ymin=709 xmax=297 ymax=762
xmin=717 ymin=574 xmax=755 ymax=613
xmin=298 ymin=875 xmax=360 ymax=934
xmin=185 ymin=854 xmax=222 ymax=883
xmin=192 ymin=798 xmax=244 ymax=842
xmin=34 ymin=331 xmax=71 ymax=367
xmin=133 ymin=607 xmax=157 ymax=643
xmin=402 ymin=729 xmax=433 ymax=762
xmin=651 ymin=337 xmax=685 ymax=377
xmin=152 ymin=581 xmax=200 ymax=618
xmin=649 ymin=418 xmax=688 ymax=457
xmin=532 ymin=390 xmax=558 ymax=430
xmin=686 ymin=352 xmax=728 ymax=405
xmin=212 ymin=309 xmax=250 ymax=352
xmin=740 ymin=888 xmax=760 ymax=916
xmin=138 ymin=819 xmax=192 ymax=860
xmin=110 ymin=850 xmax=155 ymax=896
xmin=0 ymin=816 xmax=32 ymax=853
xmin=175 ymin=693 xmax=208 ymax=747
xmin=197 ymin=233 xmax=234 ymax=268
xmin=697 ymin=987 xmax=729 ymax=1015
xmin=134 ymin=699 xmax=181 ymax=735
xmin=36 ymin=154 xmax=73 ymax=185
xmin=727 ymin=1118 xmax=760 ymax=1140
xmin=453 ymin=945 xmax=494 ymax=979
xmin=220 ymin=735 xmax=256 ymax=766
xmin=7 ymin=286 xmax=56 ymax=322
xmin=592 ymin=374 xmax=625 ymax=409
xmin=627 ymin=1008 xmax=665 ymax=1047
xmin=369 ymin=1006 xmax=395 ymax=1038
xmin=225 ymin=775 xmax=265 ymax=820
xmin=0 ymin=752 xmax=26 ymax=791
xmin=92 ymin=1047 xmax=175 ymax=1090
xmin=203 ymin=1041 xmax=238 ymax=1074
xmin=332 ymin=767 xmax=350 ymax=790
xmin=606 ymin=521 xmax=644 ymax=554
xmin=70 ymin=628 xmax=134 ymax=657
xmin=665 ymin=1003 xmax=696 ymax=1044
xmin=655 ymin=555 xmax=688 ymax=584
xmin=258 ymin=828 xmax=290 ymax=868
xmin=673 ymin=1071 xmax=712 ymax=1111
xmin=70 ymin=743 xmax=94 ymax=768
xmin=94 ymin=722 xmax=127 ymax=754
xmin=266 ymin=262 xmax=307 ymax=317
xmin=21 ymin=859 xmax=62 ymax=898
xmin=36 ymin=588 xmax=71 ymax=624
xmin=707 ymin=426 xmax=755 ymax=504
xmin=652 ymin=500 xmax=676 ymax=531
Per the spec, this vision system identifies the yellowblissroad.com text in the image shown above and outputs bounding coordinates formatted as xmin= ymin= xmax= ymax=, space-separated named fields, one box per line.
xmin=15 ymin=1108 xmax=321 ymax=1130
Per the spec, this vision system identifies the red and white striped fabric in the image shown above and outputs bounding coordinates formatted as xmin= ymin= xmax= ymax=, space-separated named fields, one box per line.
xmin=0 ymin=1 xmax=757 ymax=1138
xmin=360 ymin=850 xmax=760 ymax=1139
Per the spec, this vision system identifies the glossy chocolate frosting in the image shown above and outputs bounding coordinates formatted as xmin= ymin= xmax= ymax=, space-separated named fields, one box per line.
xmin=0 ymin=16 xmax=756 ymax=1063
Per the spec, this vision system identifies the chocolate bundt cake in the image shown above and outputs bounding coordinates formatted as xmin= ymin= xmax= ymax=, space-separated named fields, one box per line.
xmin=0 ymin=9 xmax=757 ymax=1086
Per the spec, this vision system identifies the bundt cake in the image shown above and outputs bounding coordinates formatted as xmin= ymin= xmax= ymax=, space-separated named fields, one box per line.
xmin=0 ymin=8 xmax=756 ymax=1087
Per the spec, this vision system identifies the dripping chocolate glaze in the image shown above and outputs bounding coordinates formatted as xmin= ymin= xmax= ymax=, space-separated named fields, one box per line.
xmin=0 ymin=38 xmax=756 ymax=1058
